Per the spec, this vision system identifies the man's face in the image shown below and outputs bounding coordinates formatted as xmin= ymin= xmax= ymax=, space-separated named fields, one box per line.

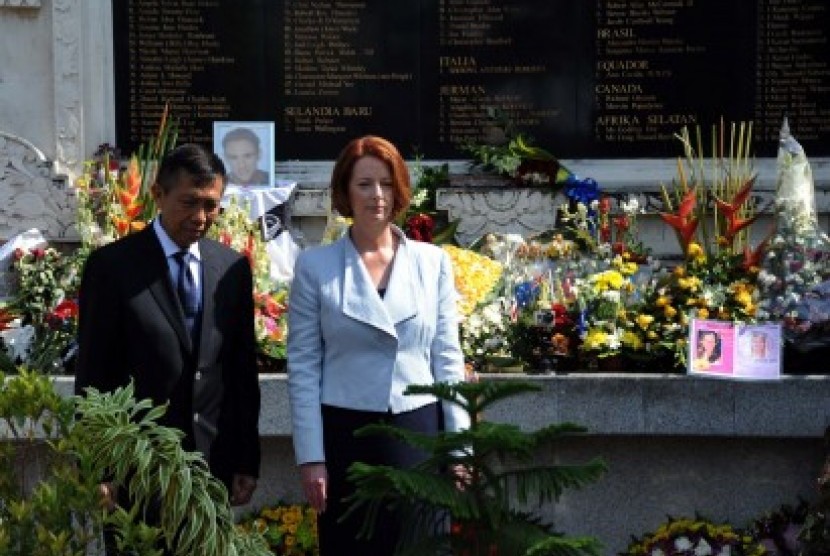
xmin=224 ymin=139 xmax=260 ymax=182
xmin=751 ymin=334 xmax=766 ymax=355
xmin=152 ymin=174 xmax=224 ymax=248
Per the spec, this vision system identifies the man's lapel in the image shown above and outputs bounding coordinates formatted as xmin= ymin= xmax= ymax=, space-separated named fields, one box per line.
xmin=141 ymin=228 xmax=193 ymax=352
xmin=196 ymin=239 xmax=220 ymax=364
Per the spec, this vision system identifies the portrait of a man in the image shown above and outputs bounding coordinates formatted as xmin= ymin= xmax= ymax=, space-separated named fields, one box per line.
xmin=213 ymin=122 xmax=275 ymax=187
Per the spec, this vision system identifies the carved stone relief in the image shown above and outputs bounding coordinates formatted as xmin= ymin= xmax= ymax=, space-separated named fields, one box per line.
xmin=290 ymin=188 xmax=331 ymax=217
xmin=436 ymin=188 xmax=559 ymax=247
xmin=0 ymin=0 xmax=41 ymax=7
xmin=51 ymin=0 xmax=83 ymax=177
xmin=0 ymin=132 xmax=77 ymax=241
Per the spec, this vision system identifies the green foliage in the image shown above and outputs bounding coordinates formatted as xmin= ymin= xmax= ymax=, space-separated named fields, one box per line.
xmin=133 ymin=103 xmax=179 ymax=223
xmin=0 ymin=371 xmax=270 ymax=556
xmin=402 ymin=159 xmax=460 ymax=245
xmin=344 ymin=380 xmax=607 ymax=556
xmin=0 ymin=370 xmax=101 ymax=556
xmin=461 ymin=108 xmax=567 ymax=188
xmin=410 ymin=160 xmax=450 ymax=215
xmin=71 ymin=383 xmax=270 ymax=556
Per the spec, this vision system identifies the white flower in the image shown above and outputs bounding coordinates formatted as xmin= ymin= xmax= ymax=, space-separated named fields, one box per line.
xmin=715 ymin=546 xmax=731 ymax=556
xmin=674 ymin=536 xmax=693 ymax=551
xmin=650 ymin=549 xmax=665 ymax=556
xmin=603 ymin=290 xmax=621 ymax=303
xmin=694 ymin=538 xmax=713 ymax=555
xmin=607 ymin=336 xmax=621 ymax=350
xmin=0 ymin=322 xmax=35 ymax=363
xmin=621 ymin=197 xmax=640 ymax=215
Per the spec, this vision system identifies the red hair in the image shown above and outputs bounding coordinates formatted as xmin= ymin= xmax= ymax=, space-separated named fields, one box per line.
xmin=329 ymin=136 xmax=411 ymax=219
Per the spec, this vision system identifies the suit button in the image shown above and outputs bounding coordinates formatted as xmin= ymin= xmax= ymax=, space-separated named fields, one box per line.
xmin=193 ymin=413 xmax=200 ymax=423
xmin=194 ymin=371 xmax=202 ymax=380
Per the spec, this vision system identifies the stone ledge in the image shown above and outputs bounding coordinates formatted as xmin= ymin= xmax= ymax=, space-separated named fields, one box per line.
xmin=53 ymin=374 xmax=830 ymax=439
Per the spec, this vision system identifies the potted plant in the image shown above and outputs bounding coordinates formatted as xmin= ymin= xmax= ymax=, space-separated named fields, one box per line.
xmin=343 ymin=379 xmax=607 ymax=555
xmin=0 ymin=369 xmax=271 ymax=555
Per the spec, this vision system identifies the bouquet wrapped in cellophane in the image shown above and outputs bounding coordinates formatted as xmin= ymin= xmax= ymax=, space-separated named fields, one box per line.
xmin=757 ymin=118 xmax=830 ymax=371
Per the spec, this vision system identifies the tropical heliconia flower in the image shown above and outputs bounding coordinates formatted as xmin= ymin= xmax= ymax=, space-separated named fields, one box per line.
xmin=713 ymin=177 xmax=759 ymax=243
xmin=659 ymin=188 xmax=699 ymax=253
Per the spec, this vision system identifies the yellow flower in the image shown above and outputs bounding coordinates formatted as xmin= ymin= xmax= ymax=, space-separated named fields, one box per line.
xmin=647 ymin=330 xmax=658 ymax=340
xmin=734 ymin=289 xmax=753 ymax=307
xmin=611 ymin=255 xmax=638 ymax=275
xmin=673 ymin=265 xmax=686 ymax=277
xmin=583 ymin=328 xmax=609 ymax=351
xmin=663 ymin=305 xmax=677 ymax=319
xmin=655 ymin=296 xmax=670 ymax=307
xmin=621 ymin=330 xmax=643 ymax=350
xmin=443 ymin=245 xmax=503 ymax=316
xmin=697 ymin=307 xmax=709 ymax=319
xmin=686 ymin=242 xmax=704 ymax=260
xmin=636 ymin=314 xmax=654 ymax=330
xmin=591 ymin=270 xmax=625 ymax=293
xmin=677 ymin=276 xmax=701 ymax=291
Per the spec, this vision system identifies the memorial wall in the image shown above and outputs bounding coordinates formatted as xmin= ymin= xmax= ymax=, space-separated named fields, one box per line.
xmin=114 ymin=0 xmax=830 ymax=160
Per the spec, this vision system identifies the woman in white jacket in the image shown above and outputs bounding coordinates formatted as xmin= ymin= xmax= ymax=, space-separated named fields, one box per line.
xmin=287 ymin=135 xmax=469 ymax=554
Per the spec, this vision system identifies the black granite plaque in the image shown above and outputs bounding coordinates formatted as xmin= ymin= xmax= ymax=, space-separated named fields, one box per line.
xmin=113 ymin=0 xmax=830 ymax=159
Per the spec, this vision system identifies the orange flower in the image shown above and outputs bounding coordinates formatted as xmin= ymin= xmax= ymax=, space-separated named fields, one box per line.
xmin=242 ymin=233 xmax=256 ymax=268
xmin=113 ymin=217 xmax=130 ymax=236
xmin=125 ymin=202 xmax=143 ymax=221
xmin=659 ymin=189 xmax=699 ymax=252
xmin=0 ymin=307 xmax=17 ymax=330
xmin=119 ymin=156 xmax=142 ymax=204
xmin=714 ymin=177 xmax=754 ymax=221
xmin=714 ymin=177 xmax=760 ymax=242
xmin=742 ymin=240 xmax=767 ymax=272
xmin=118 ymin=189 xmax=138 ymax=208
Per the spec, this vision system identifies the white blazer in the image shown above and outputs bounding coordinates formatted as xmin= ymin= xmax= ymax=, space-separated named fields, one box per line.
xmin=287 ymin=227 xmax=470 ymax=465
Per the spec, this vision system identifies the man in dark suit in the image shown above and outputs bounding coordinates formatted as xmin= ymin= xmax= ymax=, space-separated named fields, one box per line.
xmin=75 ymin=144 xmax=261 ymax=540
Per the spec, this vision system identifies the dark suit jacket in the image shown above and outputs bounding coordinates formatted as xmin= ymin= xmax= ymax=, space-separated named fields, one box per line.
xmin=75 ymin=226 xmax=260 ymax=485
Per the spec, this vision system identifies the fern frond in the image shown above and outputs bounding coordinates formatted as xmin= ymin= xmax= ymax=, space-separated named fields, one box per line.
xmin=524 ymin=534 xmax=603 ymax=556
xmin=496 ymin=459 xmax=608 ymax=506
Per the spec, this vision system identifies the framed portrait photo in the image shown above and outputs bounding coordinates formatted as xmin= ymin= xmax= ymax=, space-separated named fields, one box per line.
xmin=688 ymin=318 xmax=781 ymax=380
xmin=213 ymin=121 xmax=275 ymax=188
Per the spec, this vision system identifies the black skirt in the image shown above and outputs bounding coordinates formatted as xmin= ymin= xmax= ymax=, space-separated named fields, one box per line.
xmin=319 ymin=402 xmax=440 ymax=556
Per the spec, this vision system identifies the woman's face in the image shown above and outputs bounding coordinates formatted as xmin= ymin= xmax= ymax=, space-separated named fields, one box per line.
xmin=347 ymin=156 xmax=394 ymax=225
xmin=700 ymin=333 xmax=717 ymax=352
